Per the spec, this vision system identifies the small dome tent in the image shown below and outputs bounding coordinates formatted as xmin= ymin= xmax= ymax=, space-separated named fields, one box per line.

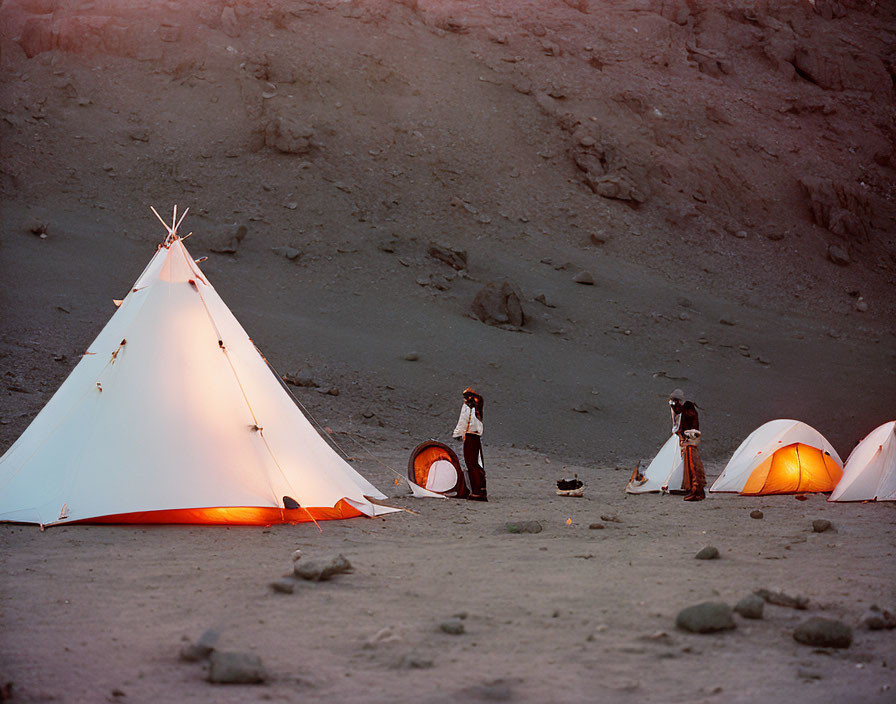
xmin=710 ymin=419 xmax=843 ymax=495
xmin=408 ymin=441 xmax=467 ymax=498
xmin=829 ymin=421 xmax=896 ymax=502
xmin=626 ymin=435 xmax=685 ymax=494
xmin=0 ymin=211 xmax=398 ymax=527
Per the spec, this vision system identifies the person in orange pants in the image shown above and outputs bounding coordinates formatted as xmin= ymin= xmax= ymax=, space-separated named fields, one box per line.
xmin=669 ymin=389 xmax=705 ymax=501
xmin=453 ymin=388 xmax=487 ymax=501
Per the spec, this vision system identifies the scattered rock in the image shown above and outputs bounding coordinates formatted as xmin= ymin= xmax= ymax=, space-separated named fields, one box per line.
xmin=439 ymin=619 xmax=465 ymax=635
xmin=734 ymin=594 xmax=765 ymax=620
xmin=282 ymin=373 xmax=318 ymax=388
xmin=269 ymin=578 xmax=295 ymax=594
xmin=812 ymin=519 xmax=832 ymax=533
xmin=754 ymin=589 xmax=809 ymax=610
xmin=505 ymin=521 xmax=542 ymax=534
xmin=827 ymin=244 xmax=850 ymax=266
xmin=396 ymin=654 xmax=434 ymax=669
xmin=209 ymin=224 xmax=247 ymax=254
xmin=589 ymin=232 xmax=609 ymax=246
xmin=797 ymin=668 xmax=823 ymax=681
xmin=179 ymin=629 xmax=219 ymax=662
xmin=471 ymin=281 xmax=526 ymax=328
xmin=675 ymin=602 xmax=736 ymax=634
xmin=534 ymin=293 xmax=556 ymax=308
xmin=861 ymin=606 xmax=896 ymax=630
xmin=600 ymin=514 xmax=622 ymax=523
xmin=719 ymin=317 xmax=736 ymax=326
xmin=588 ymin=523 xmax=605 ymax=530
xmin=750 ymin=510 xmax=764 ymax=519
xmin=271 ymin=246 xmax=302 ymax=261
xmin=428 ymin=242 xmax=467 ymax=270
xmin=403 ymin=352 xmax=419 ymax=361
xmin=573 ymin=271 xmax=595 ymax=285
xmin=695 ymin=546 xmax=720 ymax=560
xmin=265 ymin=117 xmax=315 ymax=155
xmin=294 ymin=554 xmax=353 ymax=581
xmin=793 ymin=618 xmax=853 ymax=649
xmin=207 ymin=651 xmax=266 ymax=684
xmin=854 ymin=297 xmax=868 ymax=312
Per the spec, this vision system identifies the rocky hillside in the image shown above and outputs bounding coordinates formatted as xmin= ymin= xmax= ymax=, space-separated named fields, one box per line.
xmin=1 ymin=0 xmax=894 ymax=463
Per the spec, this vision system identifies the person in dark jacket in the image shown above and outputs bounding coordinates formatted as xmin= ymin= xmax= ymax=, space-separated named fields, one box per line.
xmin=453 ymin=388 xmax=487 ymax=501
xmin=669 ymin=389 xmax=705 ymax=501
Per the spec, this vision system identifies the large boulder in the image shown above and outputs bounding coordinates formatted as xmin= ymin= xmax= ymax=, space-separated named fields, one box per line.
xmin=471 ymin=282 xmax=525 ymax=328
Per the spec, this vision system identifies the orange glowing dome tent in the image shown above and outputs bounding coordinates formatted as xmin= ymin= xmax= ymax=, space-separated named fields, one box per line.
xmin=710 ymin=419 xmax=843 ymax=495
xmin=407 ymin=441 xmax=467 ymax=498
xmin=0 ymin=209 xmax=397 ymax=527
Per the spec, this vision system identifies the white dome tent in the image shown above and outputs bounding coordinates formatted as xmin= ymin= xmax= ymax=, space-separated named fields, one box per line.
xmin=0 ymin=208 xmax=398 ymax=527
xmin=626 ymin=435 xmax=685 ymax=494
xmin=829 ymin=421 xmax=896 ymax=502
xmin=710 ymin=419 xmax=843 ymax=495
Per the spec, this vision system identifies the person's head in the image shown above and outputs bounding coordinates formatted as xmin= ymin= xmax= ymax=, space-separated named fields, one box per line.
xmin=669 ymin=388 xmax=684 ymax=410
xmin=463 ymin=387 xmax=484 ymax=418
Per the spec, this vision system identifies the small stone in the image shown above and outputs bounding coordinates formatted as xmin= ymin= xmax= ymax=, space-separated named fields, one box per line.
xmin=271 ymin=246 xmax=302 ymax=261
xmin=573 ymin=271 xmax=594 ymax=285
xmin=797 ymin=669 xmax=823 ymax=680
xmin=675 ymin=602 xmax=736 ymax=634
xmin=734 ymin=594 xmax=764 ymax=620
xmin=588 ymin=523 xmax=605 ymax=530
xmin=579 ymin=135 xmax=597 ymax=147
xmin=505 ymin=521 xmax=542 ymax=534
xmin=28 ymin=222 xmax=48 ymax=238
xmin=294 ymin=554 xmax=353 ymax=581
xmin=854 ymin=298 xmax=868 ymax=312
xmin=755 ymin=589 xmax=809 ymax=610
xmin=534 ymin=293 xmax=556 ymax=308
xmin=397 ymin=654 xmax=434 ymax=669
xmin=589 ymin=232 xmax=608 ymax=246
xmin=207 ymin=651 xmax=267 ymax=684
xmin=403 ymin=352 xmax=419 ymax=361
xmin=719 ymin=317 xmax=736 ymax=326
xmin=270 ymin=578 xmax=295 ymax=594
xmin=678 ymin=312 xmax=691 ymax=321
xmin=734 ymin=230 xmax=747 ymax=239
xmin=600 ymin=514 xmax=622 ymax=523
xmin=827 ymin=244 xmax=850 ymax=266
xmin=439 ymin=619 xmax=465 ymax=635
xmin=793 ymin=618 xmax=852 ymax=649
xmin=179 ymin=628 xmax=219 ymax=662
xmin=695 ymin=546 xmax=720 ymax=560
xmin=750 ymin=510 xmax=764 ymax=519
xmin=861 ymin=606 xmax=896 ymax=630
xmin=812 ymin=519 xmax=832 ymax=533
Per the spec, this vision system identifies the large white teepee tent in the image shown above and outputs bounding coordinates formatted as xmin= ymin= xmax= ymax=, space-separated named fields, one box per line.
xmin=0 ymin=212 xmax=398 ymax=527
xmin=710 ymin=419 xmax=843 ymax=495
xmin=829 ymin=421 xmax=896 ymax=502
xmin=626 ymin=435 xmax=684 ymax=494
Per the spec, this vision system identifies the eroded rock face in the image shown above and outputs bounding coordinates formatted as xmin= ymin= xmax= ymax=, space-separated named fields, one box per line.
xmin=799 ymin=177 xmax=872 ymax=240
xmin=570 ymin=135 xmax=648 ymax=204
xmin=793 ymin=46 xmax=891 ymax=97
xmin=471 ymin=281 xmax=525 ymax=328
xmin=17 ymin=14 xmax=136 ymax=59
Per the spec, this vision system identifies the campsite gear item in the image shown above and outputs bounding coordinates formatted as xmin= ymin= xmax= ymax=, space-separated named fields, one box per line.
xmin=710 ymin=419 xmax=843 ymax=495
xmin=407 ymin=441 xmax=467 ymax=498
xmin=626 ymin=435 xmax=685 ymax=494
xmin=556 ymin=475 xmax=584 ymax=497
xmin=0 ymin=220 xmax=397 ymax=526
xmin=829 ymin=421 xmax=896 ymax=502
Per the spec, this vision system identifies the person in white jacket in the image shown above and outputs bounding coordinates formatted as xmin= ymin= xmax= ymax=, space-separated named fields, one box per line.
xmin=453 ymin=387 xmax=487 ymax=501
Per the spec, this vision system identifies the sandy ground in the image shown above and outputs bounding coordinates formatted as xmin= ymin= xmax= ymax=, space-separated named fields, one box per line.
xmin=1 ymin=1 xmax=896 ymax=702
xmin=2 ymin=453 xmax=896 ymax=703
